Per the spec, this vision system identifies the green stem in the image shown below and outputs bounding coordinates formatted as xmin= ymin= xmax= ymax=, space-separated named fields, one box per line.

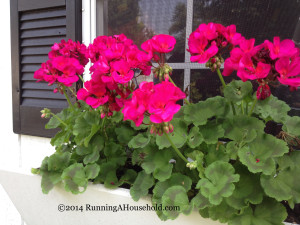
xmin=164 ymin=132 xmax=189 ymax=163
xmin=101 ymin=116 xmax=106 ymax=131
xmin=216 ymin=68 xmax=236 ymax=115
xmin=50 ymin=113 xmax=68 ymax=127
xmin=62 ymin=86 xmax=73 ymax=107
xmin=248 ymin=98 xmax=257 ymax=116
xmin=241 ymin=100 xmax=245 ymax=115
xmin=78 ymin=74 xmax=85 ymax=83
xmin=67 ymin=86 xmax=77 ymax=98
xmin=216 ymin=68 xmax=226 ymax=88
xmin=246 ymin=102 xmax=249 ymax=115
xmin=168 ymin=76 xmax=191 ymax=105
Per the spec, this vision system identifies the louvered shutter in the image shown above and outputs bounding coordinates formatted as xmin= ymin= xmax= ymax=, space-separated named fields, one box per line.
xmin=11 ymin=0 xmax=82 ymax=137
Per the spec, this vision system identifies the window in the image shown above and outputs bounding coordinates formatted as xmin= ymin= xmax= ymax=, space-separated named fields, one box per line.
xmin=98 ymin=0 xmax=300 ymax=115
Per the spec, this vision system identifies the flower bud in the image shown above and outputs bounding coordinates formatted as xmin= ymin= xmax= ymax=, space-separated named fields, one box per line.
xmin=101 ymin=113 xmax=106 ymax=119
xmin=150 ymin=125 xmax=155 ymax=134
xmin=221 ymin=41 xmax=228 ymax=47
xmin=169 ymin=124 xmax=174 ymax=133
xmin=163 ymin=125 xmax=170 ymax=134
xmin=217 ymin=62 xmax=222 ymax=68
xmin=211 ymin=58 xmax=216 ymax=64
xmin=213 ymin=64 xmax=217 ymax=70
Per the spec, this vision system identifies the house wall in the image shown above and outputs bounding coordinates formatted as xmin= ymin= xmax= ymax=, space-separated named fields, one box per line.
xmin=0 ymin=1 xmax=81 ymax=224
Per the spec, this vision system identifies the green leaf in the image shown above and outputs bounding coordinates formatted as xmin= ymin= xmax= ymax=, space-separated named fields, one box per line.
xmin=84 ymin=164 xmax=100 ymax=180
xmin=261 ymin=161 xmax=300 ymax=203
xmin=205 ymin=144 xmax=229 ymax=166
xmin=224 ymin=80 xmax=252 ymax=103
xmin=110 ymin=111 xmax=123 ymax=123
xmin=161 ymin=186 xmax=193 ymax=219
xmin=196 ymin=161 xmax=239 ymax=205
xmin=128 ymin=133 xmax=151 ymax=149
xmin=61 ymin=163 xmax=88 ymax=194
xmin=223 ymin=115 xmax=265 ymax=143
xmin=73 ymin=111 xmax=100 ymax=146
xmin=208 ymin=200 xmax=238 ymax=223
xmin=191 ymin=192 xmax=210 ymax=210
xmin=156 ymin=118 xmax=188 ymax=149
xmin=45 ymin=108 xmax=70 ymax=129
xmin=184 ymin=96 xmax=229 ymax=126
xmin=47 ymin=152 xmax=71 ymax=172
xmin=50 ymin=130 xmax=71 ymax=147
xmin=187 ymin=126 xmax=204 ymax=148
xmin=115 ymin=124 xmax=136 ymax=144
xmin=283 ymin=116 xmax=300 ymax=137
xmin=199 ymin=121 xmax=225 ymax=144
xmin=104 ymin=142 xmax=127 ymax=166
xmin=226 ymin=141 xmax=239 ymax=160
xmin=229 ymin=198 xmax=287 ymax=225
xmin=238 ymin=134 xmax=289 ymax=175
xmin=254 ymin=95 xmax=290 ymax=123
xmin=152 ymin=173 xmax=192 ymax=220
xmin=119 ymin=169 xmax=137 ymax=185
xmin=94 ymin=162 xmax=117 ymax=184
xmin=141 ymin=148 xmax=173 ymax=181
xmin=104 ymin=170 xmax=120 ymax=189
xmin=41 ymin=171 xmax=62 ymax=194
xmin=186 ymin=150 xmax=205 ymax=177
xmin=130 ymin=171 xmax=154 ymax=201
xmin=225 ymin=164 xmax=263 ymax=210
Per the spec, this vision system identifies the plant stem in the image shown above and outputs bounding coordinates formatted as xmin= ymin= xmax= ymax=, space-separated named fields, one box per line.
xmin=216 ymin=68 xmax=226 ymax=88
xmin=78 ymin=74 xmax=85 ymax=83
xmin=101 ymin=116 xmax=106 ymax=131
xmin=216 ymin=68 xmax=236 ymax=115
xmin=248 ymin=98 xmax=257 ymax=116
xmin=50 ymin=113 xmax=68 ymax=127
xmin=164 ymin=132 xmax=189 ymax=163
xmin=67 ymin=86 xmax=77 ymax=98
xmin=62 ymin=86 xmax=73 ymax=107
xmin=246 ymin=102 xmax=249 ymax=115
xmin=168 ymin=76 xmax=191 ymax=105
xmin=241 ymin=100 xmax=245 ymax=115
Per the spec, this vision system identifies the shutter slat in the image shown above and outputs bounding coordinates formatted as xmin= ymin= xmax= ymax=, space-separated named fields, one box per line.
xmin=20 ymin=7 xmax=66 ymax=21
xmin=21 ymin=17 xmax=66 ymax=30
xmin=21 ymin=27 xmax=66 ymax=38
xmin=21 ymin=73 xmax=35 ymax=81
xmin=22 ymin=98 xmax=68 ymax=108
xmin=22 ymin=64 xmax=42 ymax=72
xmin=21 ymin=46 xmax=52 ymax=55
xmin=22 ymin=90 xmax=66 ymax=100
xmin=22 ymin=81 xmax=56 ymax=90
xmin=21 ymin=55 xmax=48 ymax=64
xmin=21 ymin=36 xmax=66 ymax=47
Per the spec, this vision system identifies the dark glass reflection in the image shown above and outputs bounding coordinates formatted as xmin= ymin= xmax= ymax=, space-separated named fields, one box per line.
xmin=192 ymin=0 xmax=300 ymax=115
xmin=107 ymin=0 xmax=187 ymax=62
xmin=190 ymin=69 xmax=233 ymax=103
xmin=193 ymin=0 xmax=300 ymax=44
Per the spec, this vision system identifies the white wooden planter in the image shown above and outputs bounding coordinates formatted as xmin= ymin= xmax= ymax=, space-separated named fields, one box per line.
xmin=0 ymin=169 xmax=296 ymax=225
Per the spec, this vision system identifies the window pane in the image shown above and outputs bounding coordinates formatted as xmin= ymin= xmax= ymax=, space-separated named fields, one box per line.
xmin=190 ymin=69 xmax=233 ymax=103
xmin=107 ymin=0 xmax=187 ymax=62
xmin=192 ymin=0 xmax=300 ymax=43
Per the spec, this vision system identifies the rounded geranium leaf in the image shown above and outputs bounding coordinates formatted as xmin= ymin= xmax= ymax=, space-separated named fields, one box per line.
xmin=282 ymin=116 xmax=300 ymax=137
xmin=128 ymin=133 xmax=151 ymax=149
xmin=224 ymin=80 xmax=253 ymax=102
xmin=187 ymin=126 xmax=204 ymax=148
xmin=229 ymin=198 xmax=287 ymax=225
xmin=191 ymin=192 xmax=210 ymax=210
xmin=196 ymin=161 xmax=240 ymax=205
xmin=208 ymin=200 xmax=238 ymax=223
xmin=184 ymin=96 xmax=230 ymax=126
xmin=199 ymin=121 xmax=225 ymax=144
xmin=223 ymin=115 xmax=265 ymax=143
xmin=225 ymin=164 xmax=263 ymax=210
xmin=162 ymin=186 xmax=193 ymax=219
xmin=84 ymin=163 xmax=100 ymax=180
xmin=238 ymin=134 xmax=289 ymax=175
xmin=130 ymin=171 xmax=154 ymax=201
xmin=61 ymin=163 xmax=88 ymax=194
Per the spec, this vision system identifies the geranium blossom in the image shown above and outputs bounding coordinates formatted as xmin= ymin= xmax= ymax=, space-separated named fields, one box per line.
xmin=276 ymin=57 xmax=300 ymax=88
xmin=122 ymin=81 xmax=185 ymax=127
xmin=265 ymin=37 xmax=298 ymax=60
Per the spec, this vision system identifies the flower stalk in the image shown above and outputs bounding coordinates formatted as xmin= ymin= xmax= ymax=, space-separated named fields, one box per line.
xmin=164 ymin=131 xmax=189 ymax=163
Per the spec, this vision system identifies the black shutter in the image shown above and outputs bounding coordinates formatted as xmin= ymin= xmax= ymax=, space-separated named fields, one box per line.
xmin=11 ymin=0 xmax=82 ymax=137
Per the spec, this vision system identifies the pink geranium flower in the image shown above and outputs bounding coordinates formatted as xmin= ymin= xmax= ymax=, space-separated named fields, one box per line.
xmin=276 ymin=57 xmax=300 ymax=88
xmin=150 ymin=34 xmax=176 ymax=53
xmin=256 ymin=84 xmax=271 ymax=100
xmin=188 ymin=32 xmax=218 ymax=63
xmin=265 ymin=37 xmax=298 ymax=60
xmin=111 ymin=60 xmax=135 ymax=84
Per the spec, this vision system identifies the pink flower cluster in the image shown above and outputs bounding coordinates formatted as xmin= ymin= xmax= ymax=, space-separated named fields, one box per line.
xmin=34 ymin=39 xmax=88 ymax=87
xmin=122 ymin=81 xmax=186 ymax=127
xmin=141 ymin=34 xmax=176 ymax=62
xmin=77 ymin=34 xmax=152 ymax=117
xmin=223 ymin=36 xmax=300 ymax=99
xmin=188 ymin=23 xmax=242 ymax=63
